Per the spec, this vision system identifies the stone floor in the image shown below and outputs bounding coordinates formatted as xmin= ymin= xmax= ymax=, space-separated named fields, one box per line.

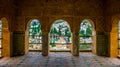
xmin=0 ymin=52 xmax=120 ymax=67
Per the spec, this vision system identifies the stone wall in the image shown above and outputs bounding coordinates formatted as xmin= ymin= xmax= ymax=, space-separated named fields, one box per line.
xmin=12 ymin=32 xmax=25 ymax=56
xmin=1 ymin=0 xmax=120 ymax=57
xmin=12 ymin=0 xmax=107 ymax=56
xmin=96 ymin=32 xmax=108 ymax=56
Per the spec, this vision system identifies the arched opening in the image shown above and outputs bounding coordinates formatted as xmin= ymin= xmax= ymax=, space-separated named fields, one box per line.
xmin=26 ymin=19 xmax=42 ymax=52
xmin=0 ymin=17 xmax=10 ymax=57
xmin=0 ymin=20 xmax=2 ymax=57
xmin=49 ymin=19 xmax=72 ymax=51
xmin=110 ymin=17 xmax=119 ymax=57
xmin=79 ymin=19 xmax=96 ymax=53
xmin=118 ymin=21 xmax=120 ymax=57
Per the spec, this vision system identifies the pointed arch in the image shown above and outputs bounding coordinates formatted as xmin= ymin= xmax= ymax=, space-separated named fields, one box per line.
xmin=110 ymin=16 xmax=120 ymax=57
xmin=79 ymin=19 xmax=96 ymax=54
xmin=25 ymin=19 xmax=42 ymax=52
xmin=49 ymin=19 xmax=72 ymax=51
xmin=80 ymin=19 xmax=95 ymax=31
xmin=0 ymin=17 xmax=10 ymax=57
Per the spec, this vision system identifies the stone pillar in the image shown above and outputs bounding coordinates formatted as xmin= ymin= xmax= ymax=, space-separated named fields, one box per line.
xmin=110 ymin=32 xmax=118 ymax=57
xmin=2 ymin=29 xmax=11 ymax=57
xmin=25 ymin=31 xmax=29 ymax=54
xmin=92 ymin=31 xmax=96 ymax=54
xmin=72 ymin=32 xmax=79 ymax=56
xmin=42 ymin=32 xmax=49 ymax=56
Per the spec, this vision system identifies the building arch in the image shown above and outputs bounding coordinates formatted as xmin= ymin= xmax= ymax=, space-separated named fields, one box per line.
xmin=79 ymin=19 xmax=96 ymax=54
xmin=48 ymin=18 xmax=73 ymax=32
xmin=25 ymin=19 xmax=42 ymax=53
xmin=0 ymin=17 xmax=10 ymax=57
xmin=110 ymin=16 xmax=120 ymax=57
xmin=49 ymin=19 xmax=72 ymax=51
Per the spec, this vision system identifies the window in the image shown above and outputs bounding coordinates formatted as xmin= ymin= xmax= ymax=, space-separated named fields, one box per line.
xmin=0 ymin=21 xmax=2 ymax=57
xmin=118 ymin=21 xmax=120 ymax=55
xmin=50 ymin=20 xmax=72 ymax=51
xmin=79 ymin=20 xmax=93 ymax=51
xmin=29 ymin=19 xmax=42 ymax=50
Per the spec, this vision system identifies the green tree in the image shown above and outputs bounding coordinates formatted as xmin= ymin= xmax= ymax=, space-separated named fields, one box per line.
xmin=29 ymin=21 xmax=42 ymax=38
xmin=79 ymin=30 xmax=85 ymax=36
xmin=86 ymin=26 xmax=92 ymax=36
xmin=65 ymin=27 xmax=71 ymax=37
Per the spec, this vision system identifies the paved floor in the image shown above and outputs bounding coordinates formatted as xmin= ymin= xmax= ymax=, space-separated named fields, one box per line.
xmin=0 ymin=52 xmax=120 ymax=67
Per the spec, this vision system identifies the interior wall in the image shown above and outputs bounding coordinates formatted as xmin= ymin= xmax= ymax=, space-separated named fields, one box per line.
xmin=110 ymin=16 xmax=120 ymax=57
xmin=1 ymin=0 xmax=120 ymax=57
xmin=0 ymin=0 xmax=15 ymax=57
xmin=1 ymin=18 xmax=10 ymax=57
xmin=11 ymin=0 xmax=108 ymax=56
xmin=104 ymin=0 xmax=120 ymax=57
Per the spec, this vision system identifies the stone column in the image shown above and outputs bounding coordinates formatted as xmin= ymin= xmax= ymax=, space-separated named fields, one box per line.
xmin=110 ymin=32 xmax=118 ymax=57
xmin=42 ymin=32 xmax=49 ymax=56
xmin=71 ymin=32 xmax=79 ymax=56
xmin=25 ymin=30 xmax=29 ymax=54
xmin=92 ymin=31 xmax=96 ymax=54
xmin=2 ymin=29 xmax=11 ymax=57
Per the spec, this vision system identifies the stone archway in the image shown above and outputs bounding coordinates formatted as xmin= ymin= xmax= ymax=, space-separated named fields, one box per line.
xmin=25 ymin=19 xmax=42 ymax=53
xmin=110 ymin=16 xmax=120 ymax=57
xmin=49 ymin=19 xmax=72 ymax=52
xmin=1 ymin=17 xmax=10 ymax=57
xmin=79 ymin=19 xmax=96 ymax=54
